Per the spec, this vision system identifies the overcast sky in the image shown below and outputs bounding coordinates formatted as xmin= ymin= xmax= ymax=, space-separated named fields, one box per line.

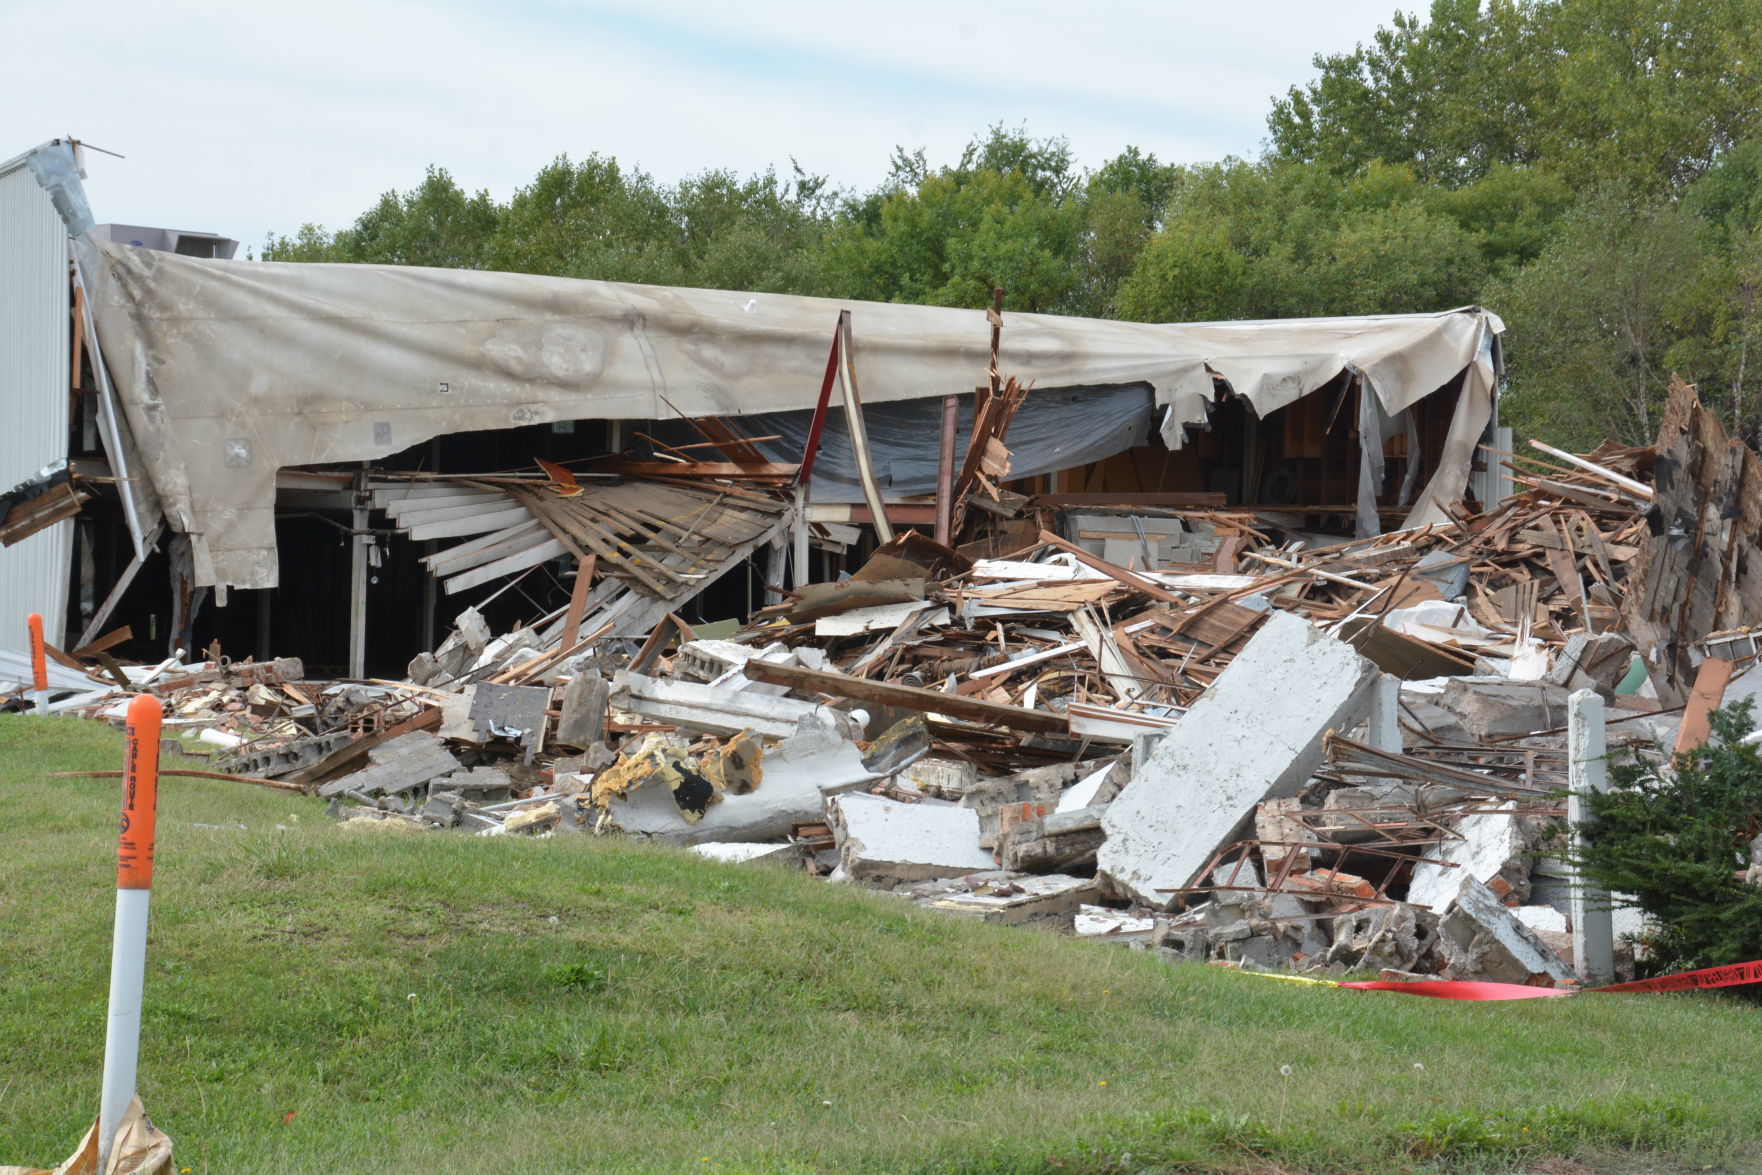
xmin=4 ymin=1 xmax=1407 ymax=252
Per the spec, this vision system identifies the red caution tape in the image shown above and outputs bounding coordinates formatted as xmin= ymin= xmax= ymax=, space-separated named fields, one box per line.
xmin=1588 ymin=958 xmax=1762 ymax=994
xmin=1338 ymin=980 xmax=1573 ymax=1001
xmin=1338 ymin=959 xmax=1762 ymax=1000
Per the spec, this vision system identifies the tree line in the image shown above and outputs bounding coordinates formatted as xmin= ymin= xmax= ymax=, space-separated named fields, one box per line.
xmin=265 ymin=0 xmax=1762 ymax=449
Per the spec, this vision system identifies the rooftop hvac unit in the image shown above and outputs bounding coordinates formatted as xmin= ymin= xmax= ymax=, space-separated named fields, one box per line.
xmin=91 ymin=222 xmax=238 ymax=260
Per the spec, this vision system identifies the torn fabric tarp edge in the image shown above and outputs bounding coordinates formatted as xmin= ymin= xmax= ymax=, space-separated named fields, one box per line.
xmin=81 ymin=238 xmax=1503 ymax=588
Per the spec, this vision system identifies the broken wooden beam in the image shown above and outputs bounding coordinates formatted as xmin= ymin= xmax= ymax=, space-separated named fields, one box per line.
xmin=740 ymin=658 xmax=1068 ymax=734
xmin=52 ymin=769 xmax=305 ymax=792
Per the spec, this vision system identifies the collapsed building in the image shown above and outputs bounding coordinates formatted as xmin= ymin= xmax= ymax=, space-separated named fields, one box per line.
xmin=14 ymin=137 xmax=1759 ymax=990
xmin=2 ymin=139 xmax=1503 ymax=678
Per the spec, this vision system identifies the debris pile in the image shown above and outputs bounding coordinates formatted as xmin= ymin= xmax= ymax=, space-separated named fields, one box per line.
xmin=15 ymin=378 xmax=1762 ymax=990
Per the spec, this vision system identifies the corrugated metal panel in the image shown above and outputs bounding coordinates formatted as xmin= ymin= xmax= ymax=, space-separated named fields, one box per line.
xmin=0 ymin=156 xmax=72 ymax=653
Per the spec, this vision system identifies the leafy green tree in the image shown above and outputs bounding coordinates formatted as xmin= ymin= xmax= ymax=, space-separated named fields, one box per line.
xmin=824 ymin=126 xmax=1086 ymax=312
xmin=1573 ymin=701 xmax=1762 ymax=977
xmin=1267 ymin=0 xmax=1549 ymax=186
xmin=483 ymin=154 xmax=677 ymax=283
xmin=1068 ymin=147 xmax=1183 ymax=317
xmin=1489 ymin=185 xmax=1711 ymax=445
xmin=1115 ymin=158 xmax=1513 ymax=323
xmin=1269 ymin=0 xmax=1762 ymax=194
xmin=666 ymin=166 xmax=833 ymax=295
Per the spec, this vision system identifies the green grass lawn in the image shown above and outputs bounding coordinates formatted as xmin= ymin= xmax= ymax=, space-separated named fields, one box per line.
xmin=3 ymin=715 xmax=1761 ymax=1174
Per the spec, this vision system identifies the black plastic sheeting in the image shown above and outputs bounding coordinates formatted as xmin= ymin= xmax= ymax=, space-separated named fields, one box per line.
xmin=656 ymin=383 xmax=1157 ymax=503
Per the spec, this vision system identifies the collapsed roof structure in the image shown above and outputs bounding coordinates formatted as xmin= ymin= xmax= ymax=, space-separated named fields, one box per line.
xmin=81 ymin=235 xmax=1499 ymax=590
xmin=7 ymin=137 xmax=1501 ymax=680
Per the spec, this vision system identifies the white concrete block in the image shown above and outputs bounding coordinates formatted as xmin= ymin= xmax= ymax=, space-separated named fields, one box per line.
xmin=1098 ymin=611 xmax=1377 ymax=905
xmin=1407 ymin=801 xmax=1526 ymax=913
xmin=831 ymin=793 xmax=994 ymax=883
xmin=612 ymin=669 xmax=862 ymax=740
xmin=1514 ymin=905 xmax=1567 ymax=934
xmin=1056 ymin=761 xmax=1114 ymax=813
xmin=1075 ymin=905 xmax=1156 ymax=938
xmin=1440 ymin=877 xmax=1574 ymax=985
xmin=920 ymin=873 xmax=1098 ymax=925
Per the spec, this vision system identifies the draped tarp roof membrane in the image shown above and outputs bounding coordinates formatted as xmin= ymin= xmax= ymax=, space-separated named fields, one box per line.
xmin=81 ymin=238 xmax=1500 ymax=590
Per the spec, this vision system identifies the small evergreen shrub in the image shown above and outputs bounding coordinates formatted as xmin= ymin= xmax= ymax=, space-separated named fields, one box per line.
xmin=1574 ymin=699 xmax=1762 ymax=975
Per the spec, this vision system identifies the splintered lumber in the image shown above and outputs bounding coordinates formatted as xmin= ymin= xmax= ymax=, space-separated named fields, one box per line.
xmin=592 ymin=460 xmax=799 ymax=482
xmin=53 ymin=769 xmax=305 ymax=792
xmin=740 ymin=659 xmax=1068 ymax=734
xmin=1528 ymin=440 xmax=1653 ymax=500
xmin=1034 ymin=531 xmax=1186 ymax=605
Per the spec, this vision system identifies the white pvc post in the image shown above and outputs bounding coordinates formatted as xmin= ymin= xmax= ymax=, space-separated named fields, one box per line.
xmin=27 ymin=611 xmax=49 ymax=715
xmin=98 ymin=695 xmax=162 ymax=1172
xmin=1568 ymin=688 xmax=1615 ymax=987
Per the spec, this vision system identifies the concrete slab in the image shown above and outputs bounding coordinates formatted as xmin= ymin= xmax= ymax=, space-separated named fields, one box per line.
xmin=555 ymin=670 xmax=609 ymax=749
xmin=612 ymin=669 xmax=862 ymax=740
xmin=316 ymin=731 xmax=461 ymax=799
xmin=1439 ymin=877 xmax=1574 ymax=985
xmin=831 ymin=793 xmax=994 ymax=884
xmin=1437 ymin=678 xmax=1571 ymax=740
xmin=1098 ymin=611 xmax=1377 ymax=905
xmin=1406 ymin=802 xmax=1529 ymax=912
xmin=1074 ymin=905 xmax=1156 ymax=940
xmin=470 ymin=683 xmax=550 ymax=760
xmin=916 ymin=872 xmax=1098 ymax=926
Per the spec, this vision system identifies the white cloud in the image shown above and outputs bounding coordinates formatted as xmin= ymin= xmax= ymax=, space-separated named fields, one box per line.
xmin=1 ymin=0 xmax=1402 ymax=250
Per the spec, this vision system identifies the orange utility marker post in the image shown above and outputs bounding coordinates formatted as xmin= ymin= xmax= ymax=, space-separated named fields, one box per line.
xmin=98 ymin=695 xmax=162 ymax=1172
xmin=27 ymin=611 xmax=49 ymax=715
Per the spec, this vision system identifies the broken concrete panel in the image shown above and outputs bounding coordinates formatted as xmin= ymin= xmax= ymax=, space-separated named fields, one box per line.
xmin=999 ymin=805 xmax=1107 ymax=873
xmin=612 ymin=669 xmax=862 ymax=740
xmin=1439 ymin=877 xmax=1574 ymax=985
xmin=469 ymin=683 xmax=550 ymax=760
xmin=1222 ymin=934 xmax=1282 ymax=969
xmin=437 ymin=684 xmax=477 ymax=741
xmin=1322 ymin=904 xmax=1442 ymax=974
xmin=555 ymin=669 xmax=610 ymax=749
xmin=1056 ymin=761 xmax=1118 ymax=813
xmin=914 ymin=872 xmax=1098 ymax=927
xmin=1314 ymin=788 xmax=1417 ymax=844
xmin=420 ymin=790 xmax=462 ymax=827
xmin=1075 ymin=906 xmax=1156 ymax=941
xmin=1406 ymin=802 xmax=1529 ymax=913
xmin=830 ymin=793 xmax=994 ymax=884
xmin=1515 ymin=904 xmax=1568 ymax=936
xmin=963 ymin=760 xmax=1090 ymax=849
xmin=317 ymin=731 xmax=462 ymax=799
xmin=1544 ymin=632 xmax=1634 ymax=694
xmin=440 ymin=766 xmax=514 ymax=801
xmin=894 ymin=756 xmax=979 ymax=800
xmin=1099 ymin=611 xmax=1378 ymax=906
xmin=1436 ymin=677 xmax=1571 ymax=740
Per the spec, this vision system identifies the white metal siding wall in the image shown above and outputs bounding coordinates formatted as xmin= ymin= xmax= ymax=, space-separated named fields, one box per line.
xmin=0 ymin=157 xmax=72 ymax=654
